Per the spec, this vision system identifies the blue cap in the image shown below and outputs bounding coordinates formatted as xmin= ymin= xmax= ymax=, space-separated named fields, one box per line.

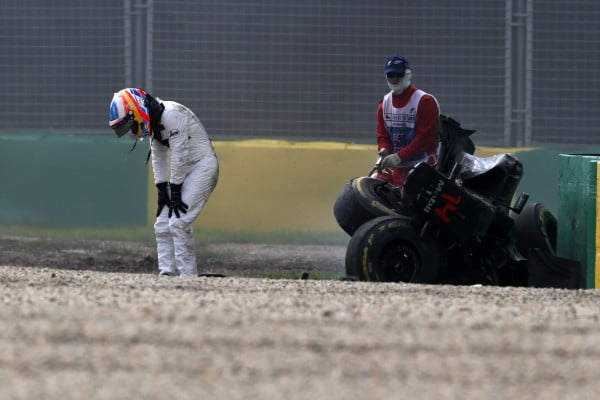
xmin=384 ymin=55 xmax=410 ymax=75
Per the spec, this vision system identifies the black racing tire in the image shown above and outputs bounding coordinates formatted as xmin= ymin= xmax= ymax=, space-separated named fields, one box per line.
xmin=345 ymin=216 xmax=443 ymax=283
xmin=510 ymin=202 xmax=557 ymax=255
xmin=333 ymin=177 xmax=402 ymax=236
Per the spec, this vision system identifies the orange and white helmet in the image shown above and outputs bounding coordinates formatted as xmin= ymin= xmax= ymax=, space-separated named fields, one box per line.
xmin=108 ymin=88 xmax=152 ymax=138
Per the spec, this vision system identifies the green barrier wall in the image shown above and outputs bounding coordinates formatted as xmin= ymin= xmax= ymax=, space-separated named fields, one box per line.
xmin=1 ymin=134 xmax=567 ymax=235
xmin=509 ymin=149 xmax=561 ymax=214
xmin=0 ymin=134 xmax=147 ymax=227
xmin=474 ymin=147 xmax=561 ymax=214
xmin=148 ymin=140 xmax=376 ymax=233
xmin=557 ymin=154 xmax=600 ymax=289
xmin=5 ymin=136 xmax=597 ymax=288
xmin=143 ymin=141 xmax=564 ymax=234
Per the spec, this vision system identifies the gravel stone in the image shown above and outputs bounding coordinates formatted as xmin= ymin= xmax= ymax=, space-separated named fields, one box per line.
xmin=1 ymin=237 xmax=600 ymax=399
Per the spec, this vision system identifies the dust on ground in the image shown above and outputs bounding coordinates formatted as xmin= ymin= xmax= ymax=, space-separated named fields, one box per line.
xmin=0 ymin=235 xmax=347 ymax=278
xmin=2 ymin=235 xmax=600 ymax=400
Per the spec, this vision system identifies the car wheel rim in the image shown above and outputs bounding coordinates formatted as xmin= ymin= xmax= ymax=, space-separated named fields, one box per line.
xmin=380 ymin=242 xmax=420 ymax=282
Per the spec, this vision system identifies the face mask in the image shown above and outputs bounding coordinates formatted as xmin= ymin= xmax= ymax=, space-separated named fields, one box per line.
xmin=387 ymin=70 xmax=412 ymax=94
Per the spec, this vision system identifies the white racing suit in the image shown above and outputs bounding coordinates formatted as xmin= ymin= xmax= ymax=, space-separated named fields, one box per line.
xmin=151 ymin=101 xmax=219 ymax=277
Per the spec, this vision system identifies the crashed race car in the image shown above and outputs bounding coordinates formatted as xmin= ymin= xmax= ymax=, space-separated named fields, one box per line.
xmin=333 ymin=115 xmax=581 ymax=288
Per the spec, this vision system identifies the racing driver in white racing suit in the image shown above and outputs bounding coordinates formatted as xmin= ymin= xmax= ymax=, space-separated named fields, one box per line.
xmin=109 ymin=88 xmax=219 ymax=277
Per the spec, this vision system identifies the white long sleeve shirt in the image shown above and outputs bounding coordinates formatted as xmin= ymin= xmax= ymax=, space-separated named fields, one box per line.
xmin=150 ymin=101 xmax=216 ymax=185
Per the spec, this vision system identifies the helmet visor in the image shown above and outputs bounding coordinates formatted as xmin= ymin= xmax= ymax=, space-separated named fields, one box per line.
xmin=111 ymin=115 xmax=139 ymax=138
xmin=112 ymin=120 xmax=132 ymax=137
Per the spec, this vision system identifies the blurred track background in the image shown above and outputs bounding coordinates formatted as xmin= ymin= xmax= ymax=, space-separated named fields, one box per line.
xmin=2 ymin=0 xmax=599 ymax=234
xmin=2 ymin=3 xmax=600 ymax=399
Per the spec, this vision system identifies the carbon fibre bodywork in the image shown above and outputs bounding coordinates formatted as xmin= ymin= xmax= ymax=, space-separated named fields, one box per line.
xmin=336 ymin=115 xmax=580 ymax=288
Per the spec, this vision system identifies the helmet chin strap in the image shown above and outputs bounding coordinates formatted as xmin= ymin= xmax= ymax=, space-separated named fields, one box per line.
xmin=129 ymin=137 xmax=138 ymax=152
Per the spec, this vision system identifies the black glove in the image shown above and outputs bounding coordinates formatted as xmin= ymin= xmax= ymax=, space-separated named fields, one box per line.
xmin=169 ymin=183 xmax=188 ymax=218
xmin=156 ymin=182 xmax=170 ymax=217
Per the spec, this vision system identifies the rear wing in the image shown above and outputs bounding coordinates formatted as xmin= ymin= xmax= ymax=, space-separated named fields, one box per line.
xmin=436 ymin=114 xmax=476 ymax=176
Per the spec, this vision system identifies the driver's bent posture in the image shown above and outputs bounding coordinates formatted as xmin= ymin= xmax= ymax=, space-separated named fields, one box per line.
xmin=375 ymin=55 xmax=440 ymax=187
xmin=109 ymin=88 xmax=219 ymax=277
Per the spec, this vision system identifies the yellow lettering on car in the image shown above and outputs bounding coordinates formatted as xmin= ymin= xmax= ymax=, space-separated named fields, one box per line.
xmin=537 ymin=207 xmax=555 ymax=255
xmin=369 ymin=200 xmax=398 ymax=215
xmin=355 ymin=177 xmax=368 ymax=198
xmin=362 ymin=246 xmax=370 ymax=279
xmin=354 ymin=177 xmax=397 ymax=216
